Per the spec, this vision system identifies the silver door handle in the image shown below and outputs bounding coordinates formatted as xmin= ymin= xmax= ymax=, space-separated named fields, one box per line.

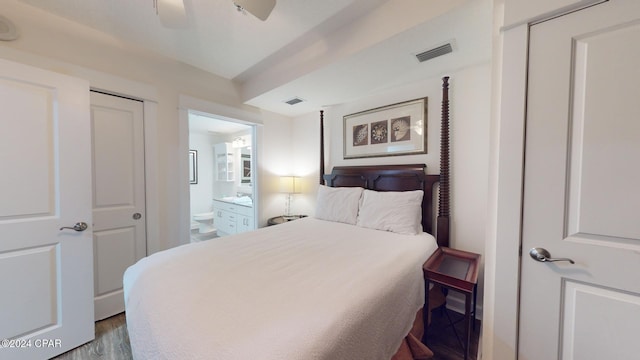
xmin=529 ymin=247 xmax=574 ymax=264
xmin=60 ymin=222 xmax=88 ymax=232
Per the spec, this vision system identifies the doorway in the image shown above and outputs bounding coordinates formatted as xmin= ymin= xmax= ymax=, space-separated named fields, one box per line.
xmin=188 ymin=111 xmax=257 ymax=241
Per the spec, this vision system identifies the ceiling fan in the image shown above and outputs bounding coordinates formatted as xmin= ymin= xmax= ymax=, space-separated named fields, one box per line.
xmin=233 ymin=0 xmax=277 ymax=21
xmin=154 ymin=0 xmax=276 ymax=28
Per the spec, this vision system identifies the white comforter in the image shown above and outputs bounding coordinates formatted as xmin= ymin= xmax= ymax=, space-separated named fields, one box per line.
xmin=123 ymin=217 xmax=437 ymax=360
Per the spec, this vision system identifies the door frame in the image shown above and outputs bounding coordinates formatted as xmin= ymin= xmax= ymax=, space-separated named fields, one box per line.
xmin=178 ymin=95 xmax=263 ymax=244
xmin=485 ymin=1 xmax=607 ymax=359
xmin=88 ymin=85 xmax=158 ymax=255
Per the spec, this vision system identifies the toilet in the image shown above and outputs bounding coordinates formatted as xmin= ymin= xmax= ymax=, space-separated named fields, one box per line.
xmin=191 ymin=212 xmax=217 ymax=241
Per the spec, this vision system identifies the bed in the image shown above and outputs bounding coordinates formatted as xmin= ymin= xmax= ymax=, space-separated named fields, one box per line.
xmin=123 ymin=77 xmax=452 ymax=360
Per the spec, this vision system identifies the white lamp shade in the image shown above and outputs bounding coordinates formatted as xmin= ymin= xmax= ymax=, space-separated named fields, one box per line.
xmin=279 ymin=176 xmax=301 ymax=194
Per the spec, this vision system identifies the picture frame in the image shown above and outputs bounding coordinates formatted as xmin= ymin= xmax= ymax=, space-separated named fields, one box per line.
xmin=189 ymin=150 xmax=198 ymax=184
xmin=343 ymin=97 xmax=427 ymax=159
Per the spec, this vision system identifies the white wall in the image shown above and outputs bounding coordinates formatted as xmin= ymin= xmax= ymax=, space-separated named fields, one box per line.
xmin=257 ymin=115 xmax=295 ymax=223
xmin=292 ymin=62 xmax=492 ymax=315
xmin=189 ymin=132 xmax=217 ymax=216
xmin=0 ymin=0 xmax=293 ymax=250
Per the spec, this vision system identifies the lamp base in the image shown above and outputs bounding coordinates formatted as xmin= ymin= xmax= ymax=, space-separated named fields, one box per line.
xmin=284 ymin=193 xmax=292 ymax=217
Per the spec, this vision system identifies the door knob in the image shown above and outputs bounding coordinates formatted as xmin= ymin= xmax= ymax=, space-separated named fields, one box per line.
xmin=529 ymin=247 xmax=575 ymax=264
xmin=133 ymin=213 xmax=142 ymax=220
xmin=60 ymin=222 xmax=88 ymax=232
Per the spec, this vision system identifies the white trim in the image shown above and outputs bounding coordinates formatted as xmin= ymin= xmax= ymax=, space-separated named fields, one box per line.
xmin=485 ymin=23 xmax=529 ymax=360
xmin=500 ymin=0 xmax=605 ymax=31
xmin=142 ymin=101 xmax=161 ymax=255
xmin=446 ymin=292 xmax=484 ymax=321
xmin=78 ymin=72 xmax=157 ymax=102
xmin=178 ymin=95 xmax=262 ymax=243
xmin=178 ymin=106 xmax=191 ymax=245
xmin=179 ymin=95 xmax=263 ymax=125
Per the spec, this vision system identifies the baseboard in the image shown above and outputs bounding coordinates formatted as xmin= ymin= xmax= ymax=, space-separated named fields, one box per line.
xmin=444 ymin=291 xmax=483 ymax=321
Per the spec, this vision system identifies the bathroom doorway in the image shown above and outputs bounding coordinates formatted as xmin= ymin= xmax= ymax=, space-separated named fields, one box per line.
xmin=188 ymin=111 xmax=257 ymax=241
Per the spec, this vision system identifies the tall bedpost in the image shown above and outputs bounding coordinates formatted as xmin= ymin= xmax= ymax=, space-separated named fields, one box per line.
xmin=437 ymin=76 xmax=451 ymax=247
xmin=319 ymin=110 xmax=325 ymax=185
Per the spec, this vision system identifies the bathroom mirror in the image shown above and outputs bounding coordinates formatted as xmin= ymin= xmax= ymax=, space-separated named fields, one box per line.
xmin=241 ymin=147 xmax=251 ymax=186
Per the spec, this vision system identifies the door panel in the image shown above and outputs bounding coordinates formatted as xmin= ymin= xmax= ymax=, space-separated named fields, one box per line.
xmin=561 ymin=281 xmax=640 ymax=359
xmin=567 ymin=22 xmax=640 ymax=242
xmin=0 ymin=78 xmax=55 ymax=218
xmin=0 ymin=245 xmax=58 ymax=338
xmin=520 ymin=1 xmax=640 ymax=358
xmin=90 ymin=91 xmax=146 ymax=320
xmin=0 ymin=59 xmax=93 ymax=360
xmin=95 ymin=228 xmax=137 ymax=295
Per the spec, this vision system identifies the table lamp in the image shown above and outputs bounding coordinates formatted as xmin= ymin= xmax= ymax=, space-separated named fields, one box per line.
xmin=279 ymin=176 xmax=301 ymax=217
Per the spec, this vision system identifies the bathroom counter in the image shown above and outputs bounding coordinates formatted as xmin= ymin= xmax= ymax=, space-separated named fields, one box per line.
xmin=215 ymin=197 xmax=253 ymax=207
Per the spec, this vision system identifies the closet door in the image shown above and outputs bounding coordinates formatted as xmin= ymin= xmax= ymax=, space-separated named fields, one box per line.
xmin=90 ymin=91 xmax=147 ymax=320
xmin=519 ymin=1 xmax=640 ymax=358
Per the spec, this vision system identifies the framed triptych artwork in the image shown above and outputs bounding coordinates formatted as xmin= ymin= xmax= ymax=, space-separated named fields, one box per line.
xmin=343 ymin=98 xmax=427 ymax=159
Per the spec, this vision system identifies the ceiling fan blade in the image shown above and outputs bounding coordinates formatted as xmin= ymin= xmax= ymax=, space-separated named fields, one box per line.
xmin=234 ymin=0 xmax=276 ymax=21
xmin=157 ymin=0 xmax=188 ymax=28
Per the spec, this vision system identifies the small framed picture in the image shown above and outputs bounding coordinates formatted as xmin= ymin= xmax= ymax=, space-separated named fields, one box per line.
xmin=189 ymin=150 xmax=198 ymax=184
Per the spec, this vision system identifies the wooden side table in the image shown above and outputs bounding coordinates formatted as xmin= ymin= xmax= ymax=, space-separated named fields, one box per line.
xmin=267 ymin=215 xmax=307 ymax=226
xmin=423 ymin=247 xmax=480 ymax=360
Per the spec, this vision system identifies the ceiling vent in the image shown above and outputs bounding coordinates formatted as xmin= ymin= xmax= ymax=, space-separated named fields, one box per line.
xmin=284 ymin=97 xmax=304 ymax=105
xmin=415 ymin=43 xmax=453 ymax=63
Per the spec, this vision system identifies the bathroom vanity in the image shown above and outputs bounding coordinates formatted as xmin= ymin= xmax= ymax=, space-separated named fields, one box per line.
xmin=213 ymin=198 xmax=254 ymax=236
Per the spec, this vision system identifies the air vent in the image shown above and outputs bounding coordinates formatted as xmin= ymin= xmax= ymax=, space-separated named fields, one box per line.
xmin=284 ymin=97 xmax=304 ymax=105
xmin=415 ymin=43 xmax=453 ymax=63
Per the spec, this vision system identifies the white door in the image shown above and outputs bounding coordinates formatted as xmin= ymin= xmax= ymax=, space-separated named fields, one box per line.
xmin=0 ymin=59 xmax=94 ymax=359
xmin=519 ymin=1 xmax=640 ymax=359
xmin=90 ymin=91 xmax=146 ymax=320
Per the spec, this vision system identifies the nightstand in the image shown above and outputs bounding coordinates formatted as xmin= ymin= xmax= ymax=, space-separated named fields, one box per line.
xmin=423 ymin=247 xmax=480 ymax=360
xmin=267 ymin=215 xmax=307 ymax=226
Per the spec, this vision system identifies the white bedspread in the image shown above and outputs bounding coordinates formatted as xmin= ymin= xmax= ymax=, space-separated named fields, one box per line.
xmin=123 ymin=217 xmax=437 ymax=360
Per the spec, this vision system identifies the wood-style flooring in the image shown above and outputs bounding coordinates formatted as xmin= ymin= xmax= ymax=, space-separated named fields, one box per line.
xmin=51 ymin=310 xmax=479 ymax=360
xmin=426 ymin=308 xmax=481 ymax=360
xmin=51 ymin=313 xmax=131 ymax=360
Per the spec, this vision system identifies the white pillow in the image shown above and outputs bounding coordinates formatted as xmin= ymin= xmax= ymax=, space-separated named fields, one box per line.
xmin=314 ymin=185 xmax=364 ymax=225
xmin=356 ymin=189 xmax=424 ymax=235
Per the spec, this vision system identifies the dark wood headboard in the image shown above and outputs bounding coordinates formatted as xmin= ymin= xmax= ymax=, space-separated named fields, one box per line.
xmin=323 ymin=164 xmax=440 ymax=241
xmin=319 ymin=77 xmax=451 ymax=248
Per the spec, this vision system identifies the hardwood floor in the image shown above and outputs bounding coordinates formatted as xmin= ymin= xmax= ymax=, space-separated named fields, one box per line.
xmin=426 ymin=308 xmax=481 ymax=360
xmin=51 ymin=310 xmax=479 ymax=360
xmin=52 ymin=313 xmax=131 ymax=360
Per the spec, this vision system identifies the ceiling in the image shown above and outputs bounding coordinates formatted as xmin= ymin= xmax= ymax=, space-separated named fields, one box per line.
xmin=16 ymin=0 xmax=492 ymax=117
